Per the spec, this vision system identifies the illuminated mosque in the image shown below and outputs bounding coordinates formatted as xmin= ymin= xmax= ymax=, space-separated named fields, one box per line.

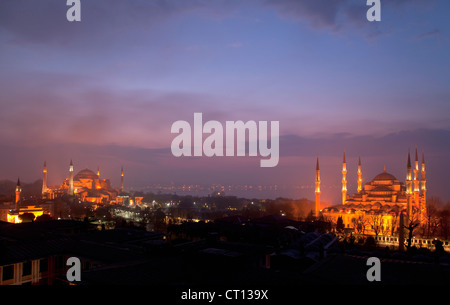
xmin=42 ymin=160 xmax=124 ymax=203
xmin=316 ymin=148 xmax=427 ymax=235
xmin=5 ymin=161 xmax=125 ymax=223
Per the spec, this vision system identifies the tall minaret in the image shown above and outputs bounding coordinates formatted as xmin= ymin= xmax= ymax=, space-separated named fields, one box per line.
xmin=315 ymin=157 xmax=320 ymax=217
xmin=406 ymin=149 xmax=412 ymax=218
xmin=342 ymin=152 xmax=347 ymax=205
xmin=15 ymin=178 xmax=21 ymax=211
xmin=97 ymin=166 xmax=100 ymax=178
xmin=421 ymin=151 xmax=426 ymax=197
xmin=120 ymin=166 xmax=124 ymax=193
xmin=68 ymin=159 xmax=74 ymax=195
xmin=357 ymin=155 xmax=362 ymax=193
xmin=413 ymin=147 xmax=420 ymax=207
xmin=42 ymin=161 xmax=48 ymax=196
xmin=420 ymin=151 xmax=427 ymax=222
xmin=406 ymin=149 xmax=412 ymax=194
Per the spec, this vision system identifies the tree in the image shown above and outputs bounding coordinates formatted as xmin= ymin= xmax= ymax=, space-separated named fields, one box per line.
xmin=69 ymin=202 xmax=86 ymax=220
xmin=403 ymin=209 xmax=420 ymax=252
xmin=152 ymin=208 xmax=167 ymax=233
xmin=368 ymin=213 xmax=384 ymax=238
xmin=19 ymin=212 xmax=35 ymax=223
xmin=36 ymin=214 xmax=52 ymax=222
xmin=424 ymin=197 xmax=441 ymax=238
xmin=352 ymin=215 xmax=368 ymax=235
xmin=390 ymin=213 xmax=399 ymax=236
xmin=95 ymin=206 xmax=112 ymax=221
xmin=439 ymin=207 xmax=450 ymax=240
xmin=305 ymin=210 xmax=316 ymax=222
xmin=336 ymin=216 xmax=344 ymax=233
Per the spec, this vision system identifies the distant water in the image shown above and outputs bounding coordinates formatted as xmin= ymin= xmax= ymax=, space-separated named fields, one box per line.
xmin=126 ymin=185 xmax=315 ymax=200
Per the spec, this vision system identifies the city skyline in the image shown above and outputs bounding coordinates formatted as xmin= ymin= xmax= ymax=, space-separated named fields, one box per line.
xmin=1 ymin=144 xmax=440 ymax=206
xmin=1 ymin=1 xmax=450 ymax=204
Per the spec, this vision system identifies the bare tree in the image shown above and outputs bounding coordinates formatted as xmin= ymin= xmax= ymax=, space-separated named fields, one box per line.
xmin=403 ymin=208 xmax=420 ymax=251
xmin=390 ymin=213 xmax=399 ymax=236
xmin=424 ymin=197 xmax=442 ymax=238
xmin=439 ymin=203 xmax=450 ymax=240
xmin=368 ymin=213 xmax=384 ymax=238
xmin=352 ymin=215 xmax=368 ymax=236
xmin=381 ymin=218 xmax=391 ymax=236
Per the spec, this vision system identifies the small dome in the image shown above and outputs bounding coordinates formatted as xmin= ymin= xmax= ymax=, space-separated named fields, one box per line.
xmin=373 ymin=171 xmax=397 ymax=181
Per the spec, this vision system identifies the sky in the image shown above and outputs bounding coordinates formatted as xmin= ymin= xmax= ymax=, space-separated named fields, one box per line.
xmin=0 ymin=0 xmax=449 ymax=203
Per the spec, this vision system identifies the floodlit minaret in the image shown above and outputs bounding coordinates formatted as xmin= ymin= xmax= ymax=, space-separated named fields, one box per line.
xmin=315 ymin=157 xmax=320 ymax=217
xmin=420 ymin=151 xmax=427 ymax=222
xmin=15 ymin=178 xmax=21 ymax=211
xmin=42 ymin=161 xmax=48 ymax=196
xmin=68 ymin=159 xmax=74 ymax=196
xmin=414 ymin=147 xmax=420 ymax=206
xmin=342 ymin=152 xmax=347 ymax=204
xmin=357 ymin=156 xmax=362 ymax=193
xmin=421 ymin=151 xmax=426 ymax=196
xmin=97 ymin=166 xmax=100 ymax=178
xmin=406 ymin=149 xmax=412 ymax=218
xmin=406 ymin=149 xmax=412 ymax=194
xmin=120 ymin=166 xmax=124 ymax=193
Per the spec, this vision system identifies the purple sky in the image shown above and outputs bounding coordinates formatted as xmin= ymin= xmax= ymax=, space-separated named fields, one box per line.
xmin=0 ymin=0 xmax=449 ymax=203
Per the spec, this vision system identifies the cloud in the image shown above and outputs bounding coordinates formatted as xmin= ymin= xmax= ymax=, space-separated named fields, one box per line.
xmin=0 ymin=0 xmax=243 ymax=48
xmin=0 ymin=69 xmax=260 ymax=149
xmin=264 ymin=0 xmax=437 ymax=42
xmin=414 ymin=29 xmax=441 ymax=41
xmin=264 ymin=0 xmax=348 ymax=30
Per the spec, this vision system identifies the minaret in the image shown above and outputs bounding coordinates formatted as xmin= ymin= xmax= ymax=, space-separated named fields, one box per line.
xmin=42 ymin=161 xmax=48 ymax=196
xmin=421 ymin=151 xmax=426 ymax=196
xmin=97 ymin=166 xmax=100 ymax=178
xmin=406 ymin=149 xmax=412 ymax=218
xmin=357 ymin=156 xmax=362 ymax=193
xmin=406 ymin=149 xmax=412 ymax=194
xmin=413 ymin=147 xmax=420 ymax=207
xmin=420 ymin=151 xmax=427 ymax=222
xmin=15 ymin=178 xmax=21 ymax=211
xmin=342 ymin=152 xmax=347 ymax=205
xmin=315 ymin=157 xmax=320 ymax=217
xmin=120 ymin=166 xmax=124 ymax=193
xmin=68 ymin=159 xmax=74 ymax=195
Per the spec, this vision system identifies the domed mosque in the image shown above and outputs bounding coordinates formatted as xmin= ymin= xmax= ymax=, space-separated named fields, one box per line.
xmin=318 ymin=148 xmax=427 ymax=235
xmin=42 ymin=160 xmax=123 ymax=204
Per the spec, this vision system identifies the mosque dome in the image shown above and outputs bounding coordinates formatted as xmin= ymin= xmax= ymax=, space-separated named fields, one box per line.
xmin=74 ymin=168 xmax=98 ymax=180
xmin=373 ymin=171 xmax=397 ymax=182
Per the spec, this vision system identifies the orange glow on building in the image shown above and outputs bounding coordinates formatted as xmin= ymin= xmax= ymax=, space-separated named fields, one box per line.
xmin=7 ymin=206 xmax=45 ymax=223
xmin=42 ymin=160 xmax=123 ymax=204
xmin=320 ymin=150 xmax=427 ymax=235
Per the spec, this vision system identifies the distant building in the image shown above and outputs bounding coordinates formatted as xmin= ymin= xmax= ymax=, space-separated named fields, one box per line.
xmin=43 ymin=160 xmax=123 ymax=204
xmin=7 ymin=178 xmax=44 ymax=223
